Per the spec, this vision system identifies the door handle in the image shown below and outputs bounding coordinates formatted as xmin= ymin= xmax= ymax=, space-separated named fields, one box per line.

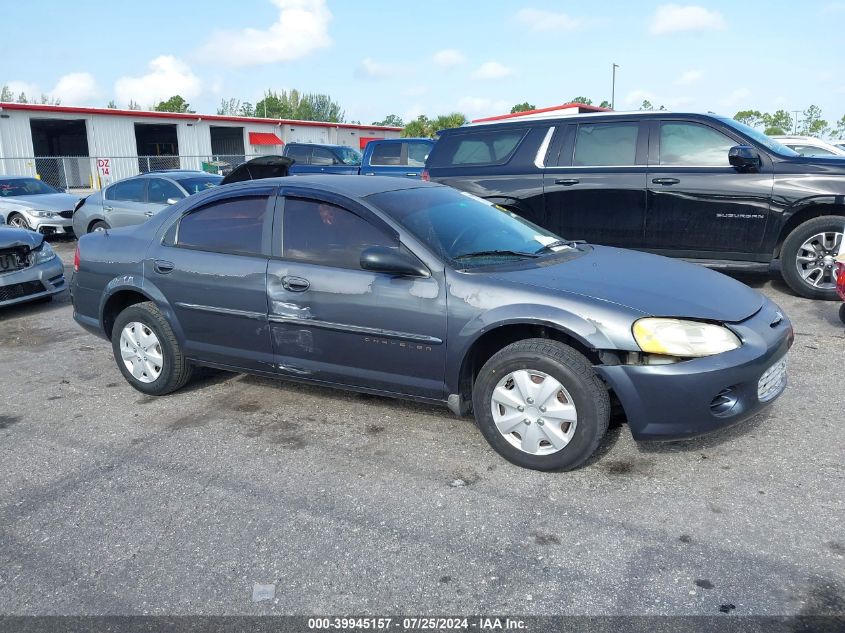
xmin=144 ymin=211 xmax=155 ymax=217
xmin=153 ymin=260 xmax=174 ymax=274
xmin=555 ymin=178 xmax=580 ymax=186
xmin=405 ymin=172 xmax=418 ymax=177
xmin=281 ymin=276 xmax=310 ymax=292
xmin=103 ymin=206 xmax=113 ymax=212
xmin=652 ymin=178 xmax=680 ymax=186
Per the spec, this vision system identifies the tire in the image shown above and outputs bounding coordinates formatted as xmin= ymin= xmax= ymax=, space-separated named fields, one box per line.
xmin=780 ymin=215 xmax=845 ymax=300
xmin=111 ymin=301 xmax=193 ymax=396
xmin=8 ymin=213 xmax=31 ymax=230
xmin=839 ymin=303 xmax=845 ymax=325
xmin=89 ymin=220 xmax=109 ymax=233
xmin=472 ymin=338 xmax=609 ymax=471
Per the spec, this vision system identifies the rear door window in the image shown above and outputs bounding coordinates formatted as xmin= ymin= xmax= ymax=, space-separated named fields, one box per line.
xmin=407 ymin=142 xmax=431 ymax=167
xmin=107 ymin=179 xmax=146 ymax=202
xmin=658 ymin=122 xmax=735 ymax=166
xmin=285 ymin=145 xmax=311 ymax=164
xmin=370 ymin=143 xmax=403 ymax=166
xmin=176 ymin=196 xmax=270 ymax=256
xmin=439 ymin=129 xmax=527 ymax=166
xmin=573 ymin=122 xmax=639 ymax=166
xmin=311 ymin=147 xmax=337 ymax=166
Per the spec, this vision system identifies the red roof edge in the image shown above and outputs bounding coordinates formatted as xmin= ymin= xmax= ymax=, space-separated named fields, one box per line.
xmin=0 ymin=102 xmax=402 ymax=132
xmin=472 ymin=102 xmax=612 ymax=123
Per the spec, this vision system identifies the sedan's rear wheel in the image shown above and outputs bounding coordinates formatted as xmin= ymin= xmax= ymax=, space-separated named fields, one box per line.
xmin=472 ymin=338 xmax=609 ymax=471
xmin=89 ymin=220 xmax=109 ymax=233
xmin=111 ymin=301 xmax=192 ymax=395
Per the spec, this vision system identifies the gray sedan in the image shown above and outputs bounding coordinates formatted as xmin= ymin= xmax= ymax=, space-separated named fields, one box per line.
xmin=0 ymin=217 xmax=65 ymax=307
xmin=72 ymin=171 xmax=222 ymax=235
xmin=0 ymin=176 xmax=81 ymax=236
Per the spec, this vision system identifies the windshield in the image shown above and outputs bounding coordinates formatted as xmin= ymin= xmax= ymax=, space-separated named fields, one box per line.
xmin=368 ymin=187 xmax=569 ymax=267
xmin=337 ymin=147 xmax=362 ymax=165
xmin=0 ymin=178 xmax=60 ymax=196
xmin=176 ymin=175 xmax=223 ymax=194
xmin=718 ymin=118 xmax=800 ymax=156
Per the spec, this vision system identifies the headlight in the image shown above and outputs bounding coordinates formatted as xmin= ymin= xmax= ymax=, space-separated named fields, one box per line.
xmin=632 ymin=318 xmax=741 ymax=358
xmin=29 ymin=209 xmax=56 ymax=218
xmin=33 ymin=241 xmax=56 ymax=264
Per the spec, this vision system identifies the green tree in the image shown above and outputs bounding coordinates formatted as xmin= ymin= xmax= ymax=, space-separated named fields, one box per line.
xmin=106 ymin=100 xmax=117 ymax=108
xmin=127 ymin=100 xmax=141 ymax=110
xmin=834 ymin=115 xmax=845 ymax=139
xmin=240 ymin=101 xmax=255 ymax=117
xmin=217 ymin=98 xmax=241 ymax=116
xmin=571 ymin=96 xmax=592 ymax=105
xmin=1 ymin=85 xmax=14 ymax=101
xmin=734 ymin=109 xmax=764 ymax=128
xmin=640 ymin=100 xmax=653 ymax=111
xmin=17 ymin=92 xmax=28 ymax=103
xmin=510 ymin=102 xmax=535 ymax=113
xmin=800 ymin=105 xmax=828 ymax=137
xmin=372 ymin=114 xmax=404 ymax=127
xmin=401 ymin=115 xmax=432 ymax=138
xmin=155 ymin=95 xmax=193 ymax=113
xmin=255 ymin=89 xmax=344 ymax=122
xmin=599 ymin=100 xmax=611 ymax=109
xmin=762 ymin=110 xmax=793 ymax=136
xmin=431 ymin=112 xmax=467 ymax=132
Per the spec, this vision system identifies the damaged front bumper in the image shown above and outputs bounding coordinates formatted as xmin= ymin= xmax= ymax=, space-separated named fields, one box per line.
xmin=0 ymin=256 xmax=66 ymax=307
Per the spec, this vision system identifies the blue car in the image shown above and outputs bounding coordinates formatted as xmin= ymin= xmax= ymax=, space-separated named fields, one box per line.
xmin=71 ymin=176 xmax=792 ymax=471
xmin=360 ymin=138 xmax=434 ymax=178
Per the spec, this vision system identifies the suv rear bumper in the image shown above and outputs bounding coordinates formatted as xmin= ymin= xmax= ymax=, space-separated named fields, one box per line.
xmin=595 ymin=300 xmax=793 ymax=440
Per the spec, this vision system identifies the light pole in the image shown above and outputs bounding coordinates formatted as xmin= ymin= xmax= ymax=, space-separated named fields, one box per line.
xmin=611 ymin=63 xmax=620 ymax=110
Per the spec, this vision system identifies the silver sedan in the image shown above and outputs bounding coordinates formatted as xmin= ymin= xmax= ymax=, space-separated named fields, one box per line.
xmin=0 ymin=176 xmax=81 ymax=236
xmin=0 ymin=218 xmax=65 ymax=307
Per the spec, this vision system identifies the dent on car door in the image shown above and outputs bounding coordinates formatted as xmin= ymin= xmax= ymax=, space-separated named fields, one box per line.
xmin=645 ymin=119 xmax=773 ymax=254
xmin=266 ymin=194 xmax=448 ymax=398
xmin=543 ymin=121 xmax=648 ymax=248
xmin=146 ymin=192 xmax=275 ymax=371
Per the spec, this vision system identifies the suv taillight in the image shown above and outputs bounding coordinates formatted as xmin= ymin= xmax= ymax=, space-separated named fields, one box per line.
xmin=421 ymin=169 xmax=430 ymax=182
xmin=73 ymin=245 xmax=80 ymax=272
xmin=836 ymin=261 xmax=845 ymax=301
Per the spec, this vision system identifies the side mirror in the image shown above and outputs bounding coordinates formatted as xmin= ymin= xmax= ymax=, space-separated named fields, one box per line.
xmin=729 ymin=145 xmax=761 ymax=172
xmin=166 ymin=197 xmax=180 ymax=205
xmin=360 ymin=246 xmax=429 ymax=277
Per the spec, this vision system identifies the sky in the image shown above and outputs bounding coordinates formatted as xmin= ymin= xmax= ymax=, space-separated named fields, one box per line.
xmin=2 ymin=0 xmax=844 ymax=128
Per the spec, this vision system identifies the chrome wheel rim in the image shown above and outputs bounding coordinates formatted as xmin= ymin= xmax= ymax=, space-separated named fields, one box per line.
xmin=119 ymin=322 xmax=163 ymax=384
xmin=795 ymin=231 xmax=843 ymax=290
xmin=490 ymin=369 xmax=577 ymax=455
xmin=9 ymin=215 xmax=28 ymax=229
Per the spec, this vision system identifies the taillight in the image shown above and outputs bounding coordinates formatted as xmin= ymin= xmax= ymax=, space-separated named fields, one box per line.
xmin=835 ymin=262 xmax=845 ymax=300
xmin=73 ymin=245 xmax=80 ymax=272
xmin=421 ymin=169 xmax=430 ymax=182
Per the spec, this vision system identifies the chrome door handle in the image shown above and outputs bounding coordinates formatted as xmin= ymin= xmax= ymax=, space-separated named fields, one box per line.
xmin=281 ymin=276 xmax=310 ymax=292
xmin=555 ymin=178 xmax=580 ymax=186
xmin=154 ymin=260 xmax=174 ymax=274
xmin=103 ymin=206 xmax=113 ymax=212
xmin=652 ymin=178 xmax=680 ymax=185
xmin=144 ymin=211 xmax=155 ymax=217
xmin=405 ymin=172 xmax=418 ymax=177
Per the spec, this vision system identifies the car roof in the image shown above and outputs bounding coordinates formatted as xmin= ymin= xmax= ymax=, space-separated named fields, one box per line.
xmin=454 ymin=110 xmax=731 ymax=130
xmin=226 ymin=174 xmax=437 ymax=198
xmin=140 ymin=170 xmax=218 ymax=179
xmin=285 ymin=142 xmax=349 ymax=149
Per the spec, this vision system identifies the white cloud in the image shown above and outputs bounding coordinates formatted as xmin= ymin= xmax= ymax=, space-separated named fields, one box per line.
xmin=52 ymin=72 xmax=99 ymax=105
xmin=675 ymin=70 xmax=702 ymax=86
xmin=719 ymin=87 xmax=751 ymax=108
xmin=402 ymin=103 xmax=427 ymax=122
xmin=650 ymin=4 xmax=726 ymax=34
xmin=432 ymin=49 xmax=466 ymax=67
xmin=470 ymin=62 xmax=514 ymax=81
xmin=355 ymin=57 xmax=397 ymax=80
xmin=196 ymin=0 xmax=331 ymax=68
xmin=4 ymin=81 xmax=39 ymax=99
xmin=515 ymin=8 xmax=580 ymax=32
xmin=457 ymin=96 xmax=510 ymax=117
xmin=115 ymin=56 xmax=202 ymax=107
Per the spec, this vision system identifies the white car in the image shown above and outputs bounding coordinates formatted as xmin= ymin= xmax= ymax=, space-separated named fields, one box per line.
xmin=0 ymin=176 xmax=80 ymax=236
xmin=771 ymin=135 xmax=845 ymax=157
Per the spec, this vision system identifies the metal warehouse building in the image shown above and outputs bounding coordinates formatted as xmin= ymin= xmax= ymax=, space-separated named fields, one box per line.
xmin=0 ymin=103 xmax=401 ymax=191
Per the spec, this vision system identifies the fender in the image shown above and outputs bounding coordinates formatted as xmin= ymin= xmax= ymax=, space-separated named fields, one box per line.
xmin=445 ymin=302 xmax=632 ymax=394
xmin=781 ymin=194 xmax=845 ymax=217
xmin=98 ymin=276 xmax=187 ymax=346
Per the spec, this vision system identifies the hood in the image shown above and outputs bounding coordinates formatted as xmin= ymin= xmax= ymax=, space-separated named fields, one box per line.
xmin=0 ymin=226 xmax=44 ymax=249
xmin=220 ymin=155 xmax=293 ymax=185
xmin=0 ymin=192 xmax=80 ymax=211
xmin=491 ymin=245 xmax=764 ymax=323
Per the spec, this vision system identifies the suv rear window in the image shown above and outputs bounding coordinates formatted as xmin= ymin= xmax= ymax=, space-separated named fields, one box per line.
xmin=573 ymin=122 xmax=639 ymax=167
xmin=436 ymin=129 xmax=527 ymax=166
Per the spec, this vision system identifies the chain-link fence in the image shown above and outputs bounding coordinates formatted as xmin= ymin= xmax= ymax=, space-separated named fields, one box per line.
xmin=0 ymin=154 xmax=262 ymax=193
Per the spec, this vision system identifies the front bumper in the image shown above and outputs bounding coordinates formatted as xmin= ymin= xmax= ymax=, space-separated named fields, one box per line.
xmin=596 ymin=300 xmax=794 ymax=440
xmin=30 ymin=216 xmax=74 ymax=236
xmin=0 ymin=257 xmax=66 ymax=307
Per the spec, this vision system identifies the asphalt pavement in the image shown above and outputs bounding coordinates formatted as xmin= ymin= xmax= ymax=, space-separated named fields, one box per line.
xmin=0 ymin=239 xmax=842 ymax=617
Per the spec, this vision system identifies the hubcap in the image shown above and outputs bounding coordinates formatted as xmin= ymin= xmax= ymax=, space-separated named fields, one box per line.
xmin=9 ymin=216 xmax=28 ymax=229
xmin=119 ymin=322 xmax=163 ymax=384
xmin=490 ymin=369 xmax=577 ymax=456
xmin=795 ymin=231 xmax=843 ymax=289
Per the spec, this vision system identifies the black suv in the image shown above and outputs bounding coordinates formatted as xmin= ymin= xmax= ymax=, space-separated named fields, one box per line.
xmin=425 ymin=112 xmax=845 ymax=299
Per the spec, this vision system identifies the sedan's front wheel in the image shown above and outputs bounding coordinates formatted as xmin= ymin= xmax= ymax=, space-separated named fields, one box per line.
xmin=111 ymin=301 xmax=192 ymax=395
xmin=7 ymin=213 xmax=31 ymax=230
xmin=472 ymin=339 xmax=609 ymax=471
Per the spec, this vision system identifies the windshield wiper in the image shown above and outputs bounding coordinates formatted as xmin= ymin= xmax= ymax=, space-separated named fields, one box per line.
xmin=534 ymin=239 xmax=585 ymax=254
xmin=454 ymin=249 xmax=539 ymax=260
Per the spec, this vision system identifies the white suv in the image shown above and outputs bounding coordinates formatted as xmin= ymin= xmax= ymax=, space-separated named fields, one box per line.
xmin=771 ymin=135 xmax=845 ymax=157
